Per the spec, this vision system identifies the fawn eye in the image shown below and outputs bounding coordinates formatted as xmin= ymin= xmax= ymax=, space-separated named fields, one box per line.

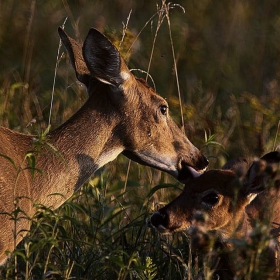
xmin=202 ymin=192 xmax=219 ymax=207
xmin=160 ymin=105 xmax=168 ymax=115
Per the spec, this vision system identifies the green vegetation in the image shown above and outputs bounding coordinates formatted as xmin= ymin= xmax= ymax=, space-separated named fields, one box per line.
xmin=0 ymin=0 xmax=280 ymax=279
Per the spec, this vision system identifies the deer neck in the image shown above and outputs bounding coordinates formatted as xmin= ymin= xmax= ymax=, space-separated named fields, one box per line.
xmin=52 ymin=105 xmax=123 ymax=168
xmin=31 ymin=97 xmax=124 ymax=209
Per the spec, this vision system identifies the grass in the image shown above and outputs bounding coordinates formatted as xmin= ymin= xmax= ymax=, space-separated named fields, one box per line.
xmin=1 ymin=162 xmax=188 ymax=279
xmin=0 ymin=0 xmax=280 ymax=279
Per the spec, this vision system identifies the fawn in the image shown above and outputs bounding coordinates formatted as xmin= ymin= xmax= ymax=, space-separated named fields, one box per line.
xmin=151 ymin=151 xmax=280 ymax=279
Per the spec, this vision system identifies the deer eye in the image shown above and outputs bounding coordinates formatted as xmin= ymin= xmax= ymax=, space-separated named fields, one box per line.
xmin=202 ymin=192 xmax=219 ymax=207
xmin=160 ymin=105 xmax=168 ymax=115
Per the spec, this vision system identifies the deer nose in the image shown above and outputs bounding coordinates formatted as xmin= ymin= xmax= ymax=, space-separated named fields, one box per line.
xmin=194 ymin=153 xmax=209 ymax=171
xmin=150 ymin=211 xmax=168 ymax=230
xmin=202 ymin=155 xmax=209 ymax=169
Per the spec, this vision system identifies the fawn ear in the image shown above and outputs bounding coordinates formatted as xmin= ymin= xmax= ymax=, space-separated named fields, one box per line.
xmin=245 ymin=151 xmax=280 ymax=195
xmin=58 ymin=27 xmax=90 ymax=86
xmin=82 ymin=28 xmax=132 ymax=86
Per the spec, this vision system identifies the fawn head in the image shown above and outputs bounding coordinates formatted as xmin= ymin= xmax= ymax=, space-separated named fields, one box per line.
xmin=151 ymin=151 xmax=280 ymax=238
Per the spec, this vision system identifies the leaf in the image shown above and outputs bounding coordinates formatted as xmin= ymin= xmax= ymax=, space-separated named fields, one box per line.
xmin=11 ymin=82 xmax=25 ymax=90
xmin=0 ymin=153 xmax=16 ymax=168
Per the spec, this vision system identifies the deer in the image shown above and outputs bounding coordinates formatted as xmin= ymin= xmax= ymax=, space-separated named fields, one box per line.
xmin=0 ymin=27 xmax=208 ymax=265
xmin=151 ymin=151 xmax=280 ymax=279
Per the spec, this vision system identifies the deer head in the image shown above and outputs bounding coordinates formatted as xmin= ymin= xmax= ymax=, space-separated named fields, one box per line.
xmin=58 ymin=27 xmax=208 ymax=181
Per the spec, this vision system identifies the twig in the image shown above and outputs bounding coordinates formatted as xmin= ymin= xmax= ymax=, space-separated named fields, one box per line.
xmin=146 ymin=2 xmax=166 ymax=81
xmin=130 ymin=68 xmax=156 ymax=91
xmin=273 ymin=120 xmax=280 ymax=151
xmin=48 ymin=17 xmax=68 ymax=126
xmin=119 ymin=9 xmax=132 ymax=48
xmin=165 ymin=1 xmax=185 ymax=132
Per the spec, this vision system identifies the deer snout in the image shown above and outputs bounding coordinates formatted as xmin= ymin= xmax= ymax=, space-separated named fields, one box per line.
xmin=150 ymin=211 xmax=168 ymax=232
xmin=150 ymin=210 xmax=183 ymax=233
xmin=195 ymin=152 xmax=209 ymax=171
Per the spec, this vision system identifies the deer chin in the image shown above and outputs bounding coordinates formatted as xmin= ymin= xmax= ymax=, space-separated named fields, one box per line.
xmin=153 ymin=224 xmax=170 ymax=234
xmin=155 ymin=225 xmax=187 ymax=234
xmin=122 ymin=150 xmax=204 ymax=181
xmin=152 ymin=222 xmax=191 ymax=234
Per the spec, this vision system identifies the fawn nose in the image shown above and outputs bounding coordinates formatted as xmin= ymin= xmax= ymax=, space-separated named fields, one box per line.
xmin=150 ymin=211 xmax=168 ymax=230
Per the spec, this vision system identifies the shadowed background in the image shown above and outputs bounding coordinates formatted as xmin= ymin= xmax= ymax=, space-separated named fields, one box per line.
xmin=1 ymin=0 xmax=280 ymax=160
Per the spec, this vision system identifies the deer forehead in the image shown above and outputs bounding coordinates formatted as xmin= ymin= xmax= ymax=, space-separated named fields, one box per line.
xmin=137 ymin=82 xmax=167 ymax=107
xmin=121 ymin=76 xmax=166 ymax=107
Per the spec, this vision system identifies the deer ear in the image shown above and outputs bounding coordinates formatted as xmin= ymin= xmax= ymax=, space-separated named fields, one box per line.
xmin=82 ymin=28 xmax=131 ymax=86
xmin=244 ymin=151 xmax=280 ymax=195
xmin=58 ymin=27 xmax=90 ymax=86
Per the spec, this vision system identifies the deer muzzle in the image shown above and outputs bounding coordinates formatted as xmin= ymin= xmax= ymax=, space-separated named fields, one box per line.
xmin=150 ymin=209 xmax=184 ymax=233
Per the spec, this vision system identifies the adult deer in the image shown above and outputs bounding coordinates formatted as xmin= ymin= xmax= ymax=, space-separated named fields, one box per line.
xmin=151 ymin=151 xmax=280 ymax=279
xmin=0 ymin=27 xmax=208 ymax=264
